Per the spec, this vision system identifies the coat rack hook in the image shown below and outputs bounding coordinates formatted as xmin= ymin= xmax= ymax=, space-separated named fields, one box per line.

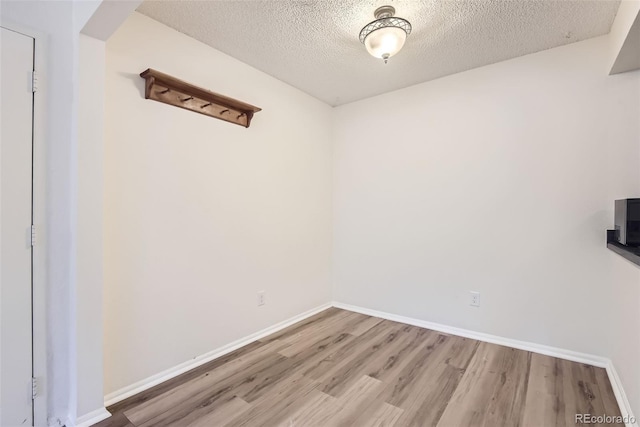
xmin=139 ymin=69 xmax=261 ymax=128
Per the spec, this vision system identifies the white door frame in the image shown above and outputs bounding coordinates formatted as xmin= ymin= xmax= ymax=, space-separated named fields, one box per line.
xmin=0 ymin=19 xmax=48 ymax=427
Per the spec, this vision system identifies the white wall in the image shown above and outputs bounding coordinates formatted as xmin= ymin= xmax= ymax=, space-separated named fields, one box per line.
xmin=77 ymin=2 xmax=141 ymax=423
xmin=333 ymin=35 xmax=640 ymax=415
xmin=104 ymin=12 xmax=333 ymax=395
xmin=77 ymin=32 xmax=106 ymax=421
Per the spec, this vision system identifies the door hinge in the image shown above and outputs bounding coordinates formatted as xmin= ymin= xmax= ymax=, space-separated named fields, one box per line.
xmin=30 ymin=70 xmax=38 ymax=93
xmin=31 ymin=224 xmax=36 ymax=247
xmin=31 ymin=377 xmax=38 ymax=399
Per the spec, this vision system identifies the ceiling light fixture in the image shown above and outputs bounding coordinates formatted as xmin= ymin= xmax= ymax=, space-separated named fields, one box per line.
xmin=359 ymin=5 xmax=412 ymax=64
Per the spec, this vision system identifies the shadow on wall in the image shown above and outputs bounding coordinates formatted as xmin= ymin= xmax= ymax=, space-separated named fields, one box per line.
xmin=117 ymin=71 xmax=144 ymax=98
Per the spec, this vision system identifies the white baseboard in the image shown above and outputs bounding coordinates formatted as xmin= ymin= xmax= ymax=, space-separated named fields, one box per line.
xmin=333 ymin=301 xmax=637 ymax=427
xmin=606 ymin=361 xmax=639 ymax=427
xmin=104 ymin=302 xmax=332 ymax=407
xmin=332 ymin=301 xmax=608 ymax=366
xmin=70 ymin=407 xmax=111 ymax=427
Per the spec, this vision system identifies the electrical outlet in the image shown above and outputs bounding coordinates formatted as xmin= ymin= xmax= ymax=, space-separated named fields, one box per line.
xmin=470 ymin=291 xmax=480 ymax=307
xmin=257 ymin=291 xmax=266 ymax=306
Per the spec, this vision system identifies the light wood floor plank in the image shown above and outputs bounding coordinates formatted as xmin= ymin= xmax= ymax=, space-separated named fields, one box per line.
xmin=259 ymin=307 xmax=343 ymax=343
xmin=352 ymin=401 xmax=404 ymax=427
xmin=522 ymin=354 xmax=623 ymax=426
xmin=300 ymin=320 xmax=396 ymax=380
xmin=522 ymin=353 xmax=567 ymax=427
xmin=318 ymin=322 xmax=413 ymax=397
xmin=382 ymin=332 xmax=450 ymax=408
xmin=276 ymin=389 xmax=335 ymax=427
xmin=343 ymin=315 xmax=385 ymax=337
xmin=124 ymin=339 xmax=288 ymax=425
xmin=265 ymin=308 xmax=352 ymax=345
xmin=135 ymin=353 xmax=288 ymax=427
xmin=296 ymin=375 xmax=385 ymax=426
xmin=183 ymin=396 xmax=250 ymax=427
xmin=224 ymin=374 xmax=319 ymax=427
xmin=436 ymin=342 xmax=531 ymax=427
xmin=594 ymin=365 xmax=624 ymax=420
xmin=387 ymin=335 xmax=478 ymax=426
xmin=366 ymin=326 xmax=435 ymax=383
xmin=278 ymin=312 xmax=366 ymax=358
xmin=329 ymin=375 xmax=387 ymax=427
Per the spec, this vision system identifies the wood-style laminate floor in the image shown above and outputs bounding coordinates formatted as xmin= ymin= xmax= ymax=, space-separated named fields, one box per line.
xmin=94 ymin=308 xmax=622 ymax=427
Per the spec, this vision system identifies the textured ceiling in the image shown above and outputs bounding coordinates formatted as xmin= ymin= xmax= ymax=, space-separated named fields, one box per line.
xmin=137 ymin=0 xmax=621 ymax=106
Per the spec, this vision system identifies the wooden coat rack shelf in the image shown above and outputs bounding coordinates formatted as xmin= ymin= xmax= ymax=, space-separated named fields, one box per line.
xmin=139 ymin=69 xmax=261 ymax=128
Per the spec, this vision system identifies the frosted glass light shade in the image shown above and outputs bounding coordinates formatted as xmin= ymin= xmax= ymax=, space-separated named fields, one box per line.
xmin=359 ymin=6 xmax=411 ymax=64
xmin=364 ymin=27 xmax=407 ymax=61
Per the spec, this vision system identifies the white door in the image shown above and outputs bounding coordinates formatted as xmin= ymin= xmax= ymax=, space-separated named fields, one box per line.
xmin=0 ymin=27 xmax=35 ymax=426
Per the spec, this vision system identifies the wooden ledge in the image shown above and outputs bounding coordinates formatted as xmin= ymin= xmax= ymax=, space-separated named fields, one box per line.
xmin=139 ymin=69 xmax=261 ymax=128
